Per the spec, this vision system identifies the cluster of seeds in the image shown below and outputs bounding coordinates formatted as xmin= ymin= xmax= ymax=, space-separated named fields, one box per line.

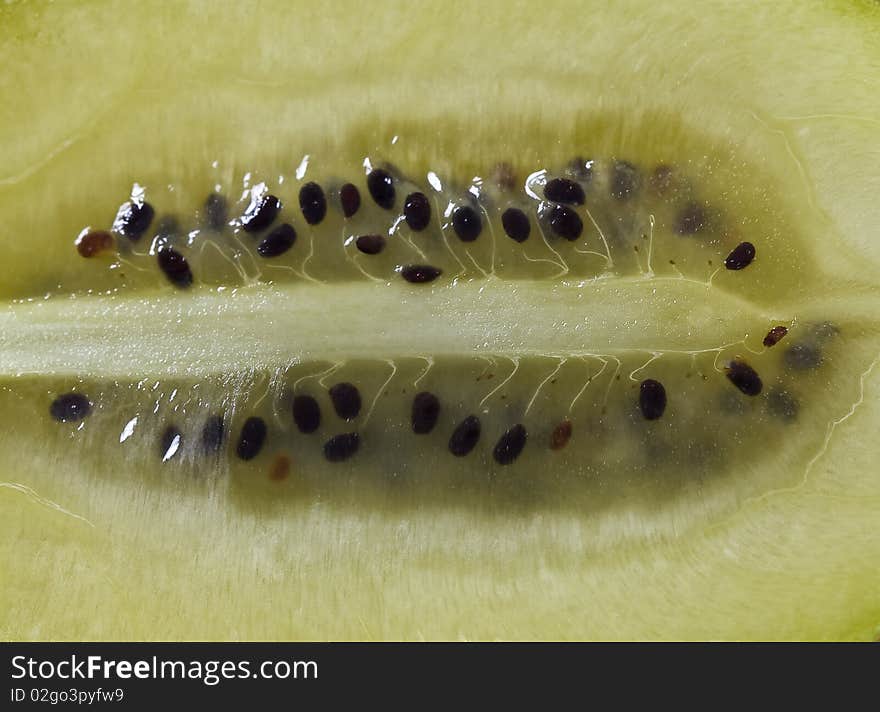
xmin=216 ymin=384 xmax=529 ymax=466
xmin=74 ymin=155 xmax=759 ymax=288
xmin=47 ymin=383 xmax=533 ymax=465
xmin=46 ymin=319 xmax=831 ymax=476
xmin=51 ymin=155 xmax=839 ymax=490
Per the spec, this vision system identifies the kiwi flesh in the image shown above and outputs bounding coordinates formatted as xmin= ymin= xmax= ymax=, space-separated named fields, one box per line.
xmin=1 ymin=1 xmax=880 ymax=641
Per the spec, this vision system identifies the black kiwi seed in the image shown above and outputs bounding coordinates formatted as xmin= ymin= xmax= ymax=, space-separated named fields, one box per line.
xmin=610 ymin=161 xmax=640 ymax=201
xmin=404 ymin=192 xmax=432 ymax=231
xmin=339 ymin=183 xmax=361 ymax=218
xmin=448 ymin=415 xmax=481 ymax=457
xmin=725 ymin=241 xmax=756 ymax=270
xmin=204 ymin=193 xmax=228 ymax=231
xmin=257 ymin=223 xmax=297 ymax=257
xmin=411 ymin=391 xmax=440 ymax=434
xmin=299 ymin=181 xmax=327 ymax=225
xmin=674 ymin=201 xmax=707 ymax=235
xmin=501 ymin=207 xmax=531 ymax=243
xmin=784 ymin=342 xmax=823 ymax=371
xmin=236 ymin=416 xmax=267 ymax=461
xmin=492 ymin=424 xmax=527 ymax=465
xmin=292 ymin=395 xmax=321 ymax=434
xmin=401 ymin=265 xmax=442 ymax=284
xmin=548 ymin=204 xmax=583 ymax=240
xmin=355 ymin=234 xmax=386 ymax=255
xmin=241 ymin=194 xmax=281 ymax=233
xmin=367 ymin=169 xmax=395 ymax=209
xmin=329 ymin=382 xmax=361 ymax=421
xmin=725 ymin=359 xmax=763 ymax=396
xmin=115 ymin=201 xmax=154 ymax=240
xmin=160 ymin=425 xmax=183 ymax=461
xmin=639 ymin=379 xmax=667 ymax=420
xmin=201 ymin=415 xmax=225 ymax=453
xmin=323 ymin=432 xmax=360 ymax=462
xmin=544 ymin=177 xmax=585 ymax=205
xmin=766 ymin=387 xmax=799 ymax=423
xmin=157 ymin=247 xmax=193 ymax=288
xmin=49 ymin=393 xmax=92 ymax=422
xmin=452 ymin=205 xmax=482 ymax=242
xmin=763 ymin=326 xmax=788 ymax=348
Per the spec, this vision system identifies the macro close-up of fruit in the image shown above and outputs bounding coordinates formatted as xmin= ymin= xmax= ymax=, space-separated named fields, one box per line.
xmin=1 ymin=0 xmax=879 ymax=641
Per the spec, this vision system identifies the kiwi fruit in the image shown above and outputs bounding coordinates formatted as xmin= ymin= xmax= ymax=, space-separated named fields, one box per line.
xmin=1 ymin=0 xmax=879 ymax=641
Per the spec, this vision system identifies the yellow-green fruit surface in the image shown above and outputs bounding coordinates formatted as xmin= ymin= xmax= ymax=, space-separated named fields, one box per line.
xmin=0 ymin=0 xmax=879 ymax=640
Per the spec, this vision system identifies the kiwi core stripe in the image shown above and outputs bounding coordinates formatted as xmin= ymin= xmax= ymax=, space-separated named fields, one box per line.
xmin=1 ymin=279 xmax=771 ymax=378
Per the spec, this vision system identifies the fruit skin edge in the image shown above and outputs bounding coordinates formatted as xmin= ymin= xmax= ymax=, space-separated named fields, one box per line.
xmin=1 ymin=0 xmax=880 ymax=640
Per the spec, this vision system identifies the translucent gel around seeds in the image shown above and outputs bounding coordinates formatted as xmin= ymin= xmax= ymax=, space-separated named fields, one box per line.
xmin=0 ymin=115 xmax=878 ymax=540
xmin=0 ymin=112 xmax=848 ymax=302
xmin=1 ymin=318 xmax=875 ymax=526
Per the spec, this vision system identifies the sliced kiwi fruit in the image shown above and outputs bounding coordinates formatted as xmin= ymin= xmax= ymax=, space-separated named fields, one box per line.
xmin=1 ymin=1 xmax=879 ymax=641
